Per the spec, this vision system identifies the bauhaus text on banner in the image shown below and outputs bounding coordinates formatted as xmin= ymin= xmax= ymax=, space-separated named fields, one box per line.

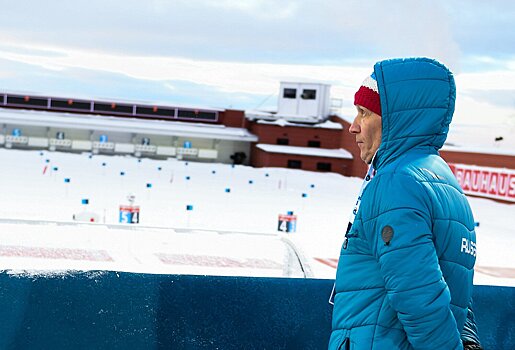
xmin=449 ymin=163 xmax=515 ymax=202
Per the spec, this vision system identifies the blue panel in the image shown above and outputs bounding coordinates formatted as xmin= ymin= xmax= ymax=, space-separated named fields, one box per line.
xmin=0 ymin=272 xmax=511 ymax=349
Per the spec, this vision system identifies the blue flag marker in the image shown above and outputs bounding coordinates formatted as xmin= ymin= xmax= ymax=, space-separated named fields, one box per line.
xmin=288 ymin=211 xmax=294 ymax=215
xmin=53 ymin=167 xmax=58 ymax=171
xmin=64 ymin=178 xmax=70 ymax=183
xmin=225 ymin=188 xmax=231 ymax=193
xmin=120 ymin=172 xmax=125 ymax=176
xmin=81 ymin=199 xmax=89 ymax=205
xmin=186 ymin=205 xmax=193 ymax=211
xmin=146 ymin=183 xmax=152 ymax=188
xmin=302 ymin=193 xmax=308 ymax=198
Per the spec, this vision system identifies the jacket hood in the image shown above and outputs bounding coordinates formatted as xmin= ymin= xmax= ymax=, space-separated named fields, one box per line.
xmin=372 ymin=58 xmax=456 ymax=169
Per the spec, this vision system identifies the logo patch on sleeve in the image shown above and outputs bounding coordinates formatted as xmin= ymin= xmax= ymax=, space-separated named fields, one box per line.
xmin=381 ymin=225 xmax=394 ymax=245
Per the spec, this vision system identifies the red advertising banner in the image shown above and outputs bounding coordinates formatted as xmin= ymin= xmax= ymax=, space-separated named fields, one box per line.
xmin=448 ymin=163 xmax=515 ymax=202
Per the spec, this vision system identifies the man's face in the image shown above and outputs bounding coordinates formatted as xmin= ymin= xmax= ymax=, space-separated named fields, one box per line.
xmin=349 ymin=105 xmax=382 ymax=164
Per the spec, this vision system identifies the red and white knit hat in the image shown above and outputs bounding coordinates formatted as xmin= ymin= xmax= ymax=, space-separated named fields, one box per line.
xmin=354 ymin=73 xmax=381 ymax=116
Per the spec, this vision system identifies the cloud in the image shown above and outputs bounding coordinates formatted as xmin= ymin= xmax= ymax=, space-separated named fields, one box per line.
xmin=0 ymin=42 xmax=369 ymax=96
xmin=0 ymin=0 xmax=513 ymax=125
xmin=0 ymin=0 xmax=487 ymax=65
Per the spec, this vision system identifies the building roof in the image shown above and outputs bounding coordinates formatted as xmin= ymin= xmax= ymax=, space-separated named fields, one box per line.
xmin=0 ymin=108 xmax=258 ymax=142
xmin=441 ymin=145 xmax=515 ymax=157
xmin=255 ymin=118 xmax=343 ymax=129
xmin=256 ymin=144 xmax=353 ymax=159
xmin=331 ymin=113 xmax=354 ymax=125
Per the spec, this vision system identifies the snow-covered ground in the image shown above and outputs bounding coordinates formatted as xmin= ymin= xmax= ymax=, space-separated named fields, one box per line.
xmin=0 ymin=149 xmax=513 ymax=286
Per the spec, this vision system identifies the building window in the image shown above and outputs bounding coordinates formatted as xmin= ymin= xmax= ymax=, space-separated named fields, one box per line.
xmin=301 ymin=89 xmax=317 ymax=100
xmin=307 ymin=140 xmax=320 ymax=147
xmin=317 ymin=162 xmax=332 ymax=171
xmin=277 ymin=138 xmax=289 ymax=145
xmin=283 ymin=88 xmax=297 ymax=99
xmin=287 ymin=160 xmax=302 ymax=169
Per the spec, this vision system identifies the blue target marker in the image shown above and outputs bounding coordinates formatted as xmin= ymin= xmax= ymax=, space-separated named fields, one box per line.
xmin=64 ymin=178 xmax=70 ymax=183
xmin=225 ymin=188 xmax=231 ymax=193
xmin=302 ymin=193 xmax=308 ymax=198
xmin=186 ymin=176 xmax=191 ymax=180
xmin=53 ymin=167 xmax=58 ymax=171
xmin=146 ymin=183 xmax=152 ymax=188
xmin=186 ymin=205 xmax=193 ymax=211
xmin=249 ymin=180 xmax=253 ymax=184
xmin=120 ymin=171 xmax=125 ymax=176
xmin=310 ymin=184 xmax=315 ymax=188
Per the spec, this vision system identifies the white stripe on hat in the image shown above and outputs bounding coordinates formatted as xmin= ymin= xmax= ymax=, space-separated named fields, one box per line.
xmin=362 ymin=75 xmax=378 ymax=93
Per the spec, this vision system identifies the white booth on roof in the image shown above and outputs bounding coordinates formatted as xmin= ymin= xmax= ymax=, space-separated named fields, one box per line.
xmin=277 ymin=82 xmax=331 ymax=122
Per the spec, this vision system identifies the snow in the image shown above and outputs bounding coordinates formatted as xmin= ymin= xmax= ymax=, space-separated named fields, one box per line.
xmin=442 ymin=144 xmax=515 ymax=157
xmin=0 ymin=148 xmax=513 ymax=287
xmin=255 ymin=118 xmax=343 ymax=130
xmin=445 ymin=123 xmax=515 ymax=154
xmin=256 ymin=144 xmax=353 ymax=159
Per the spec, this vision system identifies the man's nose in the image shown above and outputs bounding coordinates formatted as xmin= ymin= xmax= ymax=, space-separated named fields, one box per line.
xmin=349 ymin=117 xmax=360 ymax=134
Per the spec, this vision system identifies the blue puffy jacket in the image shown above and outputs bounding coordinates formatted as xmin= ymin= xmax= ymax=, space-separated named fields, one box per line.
xmin=330 ymin=58 xmax=477 ymax=350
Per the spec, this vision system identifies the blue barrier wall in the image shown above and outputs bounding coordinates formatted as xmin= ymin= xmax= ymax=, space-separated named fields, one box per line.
xmin=0 ymin=271 xmax=513 ymax=349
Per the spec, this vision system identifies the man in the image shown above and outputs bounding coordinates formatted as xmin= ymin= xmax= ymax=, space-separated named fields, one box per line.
xmin=329 ymin=58 xmax=481 ymax=349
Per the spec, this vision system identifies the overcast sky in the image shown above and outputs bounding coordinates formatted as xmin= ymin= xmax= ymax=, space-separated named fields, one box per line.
xmin=0 ymin=0 xmax=514 ymax=125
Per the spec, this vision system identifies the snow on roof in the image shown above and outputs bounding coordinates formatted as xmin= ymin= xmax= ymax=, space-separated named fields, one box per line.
xmin=256 ymin=144 xmax=353 ymax=159
xmin=0 ymin=108 xmax=258 ymax=142
xmin=331 ymin=113 xmax=354 ymax=125
xmin=445 ymin=123 xmax=515 ymax=156
xmin=255 ymin=118 xmax=342 ymax=130
xmin=441 ymin=145 xmax=515 ymax=157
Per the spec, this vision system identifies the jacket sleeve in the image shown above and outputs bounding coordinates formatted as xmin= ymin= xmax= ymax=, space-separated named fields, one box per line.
xmin=363 ymin=174 xmax=462 ymax=350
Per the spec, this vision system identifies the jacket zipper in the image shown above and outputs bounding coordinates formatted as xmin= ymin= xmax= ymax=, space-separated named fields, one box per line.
xmin=338 ymin=337 xmax=350 ymax=350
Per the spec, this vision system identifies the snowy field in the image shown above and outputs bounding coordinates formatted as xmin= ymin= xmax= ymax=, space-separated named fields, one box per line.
xmin=0 ymin=148 xmax=513 ymax=287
